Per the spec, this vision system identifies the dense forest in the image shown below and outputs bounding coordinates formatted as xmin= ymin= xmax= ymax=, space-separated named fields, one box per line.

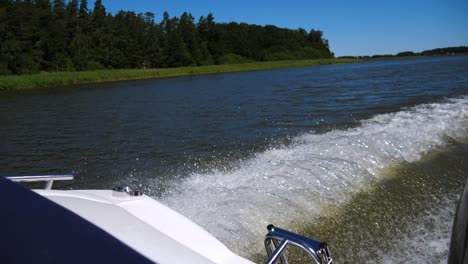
xmin=338 ymin=46 xmax=468 ymax=59
xmin=420 ymin=46 xmax=468 ymax=56
xmin=0 ymin=0 xmax=333 ymax=75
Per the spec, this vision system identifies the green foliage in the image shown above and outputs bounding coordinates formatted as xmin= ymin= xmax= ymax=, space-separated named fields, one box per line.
xmin=86 ymin=60 xmax=104 ymax=70
xmin=396 ymin=51 xmax=417 ymax=57
xmin=0 ymin=0 xmax=335 ymax=75
xmin=421 ymin=46 xmax=468 ymax=56
xmin=340 ymin=46 xmax=467 ymax=59
xmin=218 ymin=53 xmax=253 ymax=64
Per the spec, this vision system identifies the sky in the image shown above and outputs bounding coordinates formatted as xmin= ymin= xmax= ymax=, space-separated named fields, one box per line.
xmin=102 ymin=0 xmax=468 ymax=57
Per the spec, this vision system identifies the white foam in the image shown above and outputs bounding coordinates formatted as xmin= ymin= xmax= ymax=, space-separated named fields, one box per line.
xmin=160 ymin=96 xmax=468 ymax=255
xmin=376 ymin=197 xmax=456 ymax=264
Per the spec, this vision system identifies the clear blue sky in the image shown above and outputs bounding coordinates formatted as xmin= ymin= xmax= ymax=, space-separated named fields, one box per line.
xmin=102 ymin=0 xmax=468 ymax=57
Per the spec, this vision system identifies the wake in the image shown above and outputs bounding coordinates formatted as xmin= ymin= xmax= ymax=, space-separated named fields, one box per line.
xmin=159 ymin=96 xmax=468 ymax=254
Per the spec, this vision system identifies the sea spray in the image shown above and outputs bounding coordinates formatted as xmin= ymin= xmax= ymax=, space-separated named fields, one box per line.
xmin=160 ymin=96 xmax=468 ymax=257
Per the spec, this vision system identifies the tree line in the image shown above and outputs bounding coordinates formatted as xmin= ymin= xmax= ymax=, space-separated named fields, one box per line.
xmin=338 ymin=46 xmax=468 ymax=59
xmin=0 ymin=0 xmax=333 ymax=75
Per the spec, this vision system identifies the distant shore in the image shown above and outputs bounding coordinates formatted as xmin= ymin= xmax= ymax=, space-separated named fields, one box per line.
xmin=0 ymin=58 xmax=364 ymax=92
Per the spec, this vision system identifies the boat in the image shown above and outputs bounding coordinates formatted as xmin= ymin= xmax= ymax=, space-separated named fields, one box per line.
xmin=448 ymin=178 xmax=468 ymax=264
xmin=0 ymin=174 xmax=333 ymax=264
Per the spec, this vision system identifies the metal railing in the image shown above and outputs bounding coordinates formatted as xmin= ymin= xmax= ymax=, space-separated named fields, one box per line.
xmin=264 ymin=224 xmax=333 ymax=264
xmin=6 ymin=174 xmax=74 ymax=190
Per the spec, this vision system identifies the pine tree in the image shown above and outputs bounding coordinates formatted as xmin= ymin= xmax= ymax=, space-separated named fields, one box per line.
xmin=142 ymin=12 xmax=163 ymax=68
xmin=88 ymin=0 xmax=109 ymax=68
xmin=0 ymin=0 xmax=10 ymax=74
xmin=179 ymin=12 xmax=201 ymax=65
xmin=47 ymin=0 xmax=70 ymax=70
xmin=79 ymin=0 xmax=88 ymax=17
xmin=0 ymin=1 xmax=333 ymax=74
xmin=161 ymin=13 xmax=192 ymax=67
xmin=67 ymin=0 xmax=91 ymax=70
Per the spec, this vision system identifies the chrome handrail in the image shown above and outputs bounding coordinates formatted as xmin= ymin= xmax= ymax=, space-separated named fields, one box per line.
xmin=264 ymin=224 xmax=333 ymax=264
xmin=6 ymin=174 xmax=74 ymax=190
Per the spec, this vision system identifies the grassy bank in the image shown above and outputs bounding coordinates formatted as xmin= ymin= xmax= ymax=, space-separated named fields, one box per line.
xmin=0 ymin=58 xmax=363 ymax=92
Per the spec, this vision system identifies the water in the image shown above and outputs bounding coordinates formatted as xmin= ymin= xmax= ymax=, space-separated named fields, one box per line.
xmin=1 ymin=56 xmax=468 ymax=263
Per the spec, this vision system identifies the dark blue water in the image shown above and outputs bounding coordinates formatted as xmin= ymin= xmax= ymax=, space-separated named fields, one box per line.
xmin=1 ymin=56 xmax=468 ymax=262
xmin=1 ymin=56 xmax=467 ymax=187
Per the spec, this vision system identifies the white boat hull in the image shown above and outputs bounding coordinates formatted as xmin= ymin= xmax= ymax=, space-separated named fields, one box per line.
xmin=36 ymin=189 xmax=254 ymax=264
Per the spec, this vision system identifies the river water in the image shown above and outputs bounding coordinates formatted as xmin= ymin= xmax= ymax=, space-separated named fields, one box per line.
xmin=1 ymin=56 xmax=468 ymax=263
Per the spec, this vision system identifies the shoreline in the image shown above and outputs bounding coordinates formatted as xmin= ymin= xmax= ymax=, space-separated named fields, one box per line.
xmin=0 ymin=58 xmax=364 ymax=92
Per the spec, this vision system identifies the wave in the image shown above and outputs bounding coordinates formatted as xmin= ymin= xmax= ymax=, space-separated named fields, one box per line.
xmin=378 ymin=200 xmax=455 ymax=264
xmin=159 ymin=96 xmax=468 ymax=254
